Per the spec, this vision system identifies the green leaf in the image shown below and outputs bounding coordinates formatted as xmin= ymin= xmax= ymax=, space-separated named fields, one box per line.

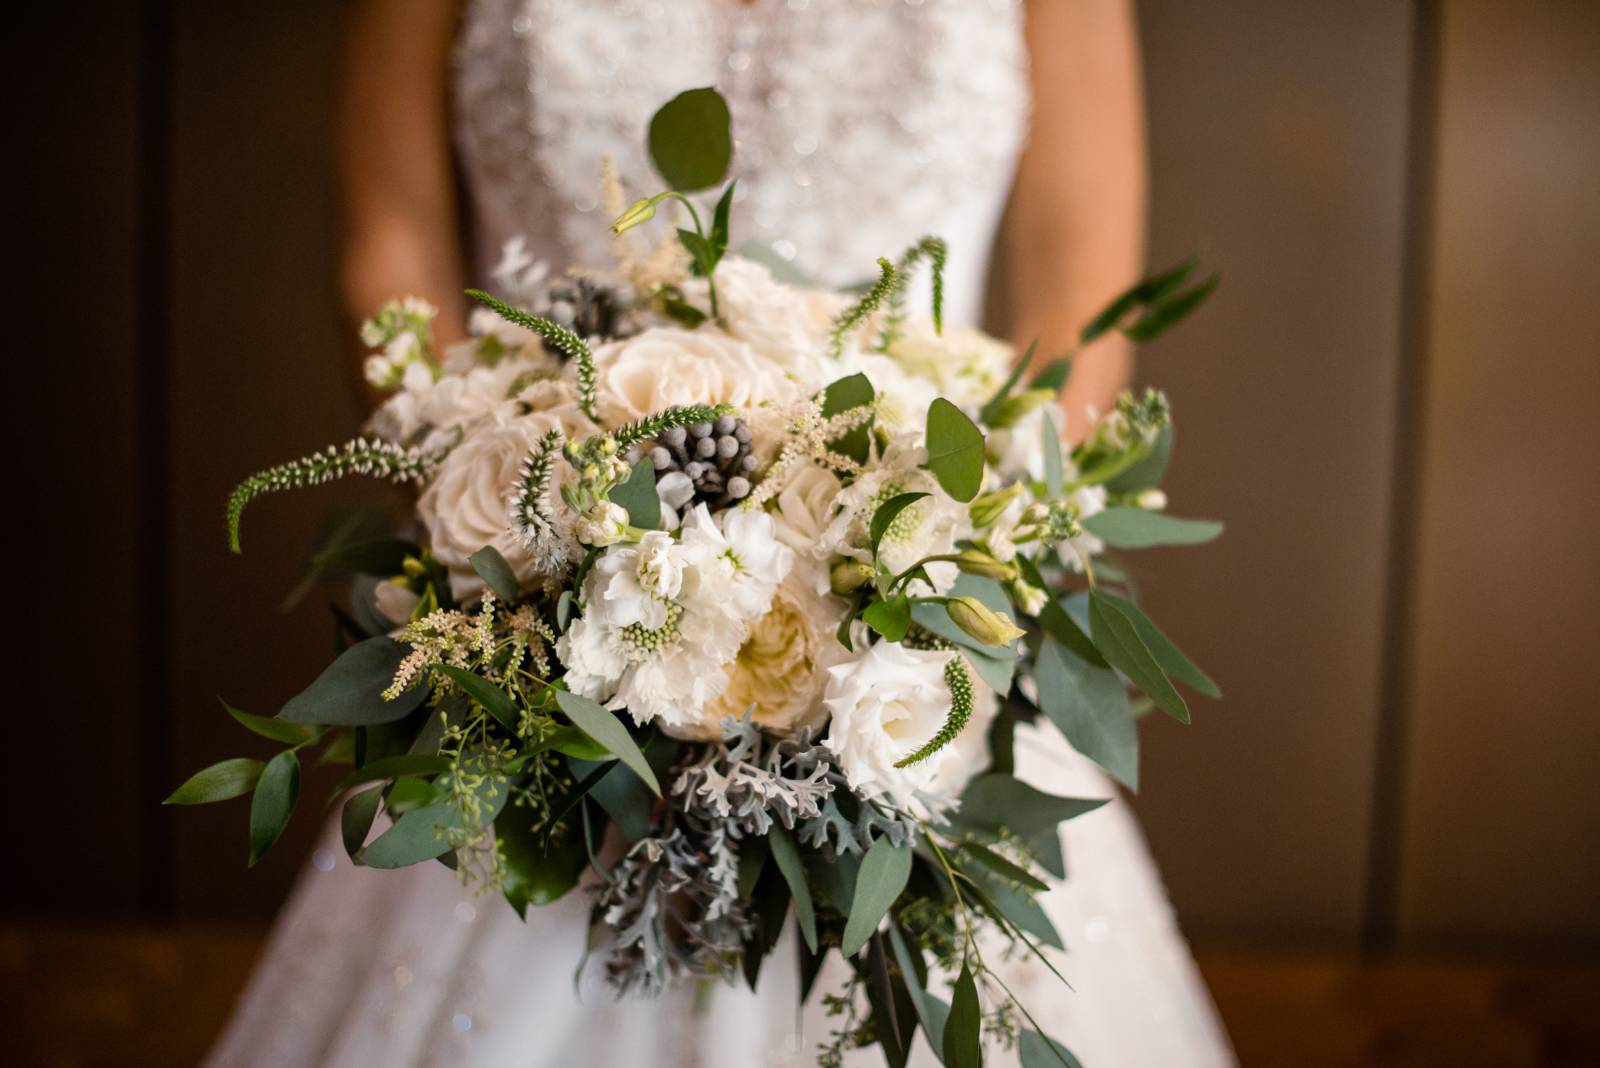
xmin=887 ymin=926 xmax=946 ymax=1055
xmin=676 ymin=227 xmax=716 ymax=275
xmin=608 ymin=458 xmax=661 ymax=530
xmin=555 ymin=689 xmax=661 ymax=796
xmin=647 ymin=86 xmax=733 ymax=191
xmin=841 ymin=838 xmax=914 ymax=957
xmin=1035 ymin=638 xmax=1139 ymax=790
xmin=956 ymin=774 xmax=1108 ymax=840
xmin=738 ymin=836 xmax=769 ymax=899
xmin=163 ymin=757 xmax=264 ymax=805
xmin=1081 ymin=507 xmax=1223 ymax=549
xmin=434 ymin=665 xmax=521 ymax=733
xmin=821 ymin=372 xmax=875 ymax=464
xmin=384 ymin=777 xmax=441 ymax=814
xmin=468 ymin=544 xmax=520 ymax=601
xmin=1020 ymin=1031 xmax=1084 ymax=1068
xmin=767 ymin=823 xmax=817 ymax=952
xmin=923 ymin=398 xmax=986 ymax=502
xmin=497 ymin=805 xmax=588 ymax=915
xmin=1104 ymin=423 xmax=1172 ymax=494
xmin=1088 ymin=592 xmax=1190 ymax=723
xmin=1012 ymin=554 xmax=1107 ymax=668
xmin=960 ymin=647 xmax=1015 ymax=696
xmin=711 ymin=180 xmax=736 ymax=253
xmin=1079 ymin=259 xmax=1195 ymax=344
xmin=549 ymin=728 xmax=612 ymax=762
xmin=1095 ymin=591 xmax=1220 ymax=698
xmin=248 ymin=750 xmax=300 ymax=866
xmin=1030 ymin=358 xmax=1072 ymax=393
xmin=961 ymin=866 xmax=1064 ymax=951
xmin=1124 ymin=275 xmax=1218 ymax=342
xmin=280 ymin=637 xmax=427 ymax=726
xmin=863 ymin=595 xmax=912 ymax=641
xmin=943 ymin=961 xmax=982 ymax=1068
xmin=869 ymin=492 xmax=929 ymax=557
xmin=309 ymin=536 xmax=417 ymax=579
xmin=341 ymin=785 xmax=383 ymax=858
xmin=958 ymin=840 xmax=1049 ymax=893
xmin=359 ymin=802 xmax=453 ymax=869
xmin=334 ymin=753 xmax=452 ymax=793
xmin=221 ymin=699 xmax=318 ymax=746
xmin=977 ymin=339 xmax=1037 ymax=426
xmin=1042 ymin=411 xmax=1064 ymax=497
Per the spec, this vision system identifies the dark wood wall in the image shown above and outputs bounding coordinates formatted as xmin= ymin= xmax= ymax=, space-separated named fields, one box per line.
xmin=9 ymin=0 xmax=1598 ymax=951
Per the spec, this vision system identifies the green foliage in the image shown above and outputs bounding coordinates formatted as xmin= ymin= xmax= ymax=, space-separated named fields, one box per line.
xmin=222 ymin=700 xmax=318 ymax=746
xmin=225 ymin=437 xmax=439 ymax=554
xmin=496 ymin=802 xmax=587 ymax=915
xmin=821 ymin=372 xmax=876 ymax=463
xmin=1094 ymin=591 xmax=1220 ymax=698
xmin=923 ymin=398 xmax=986 ymax=502
xmin=506 ymin=428 xmax=565 ymax=560
xmin=1030 ymin=358 xmax=1073 ymax=393
xmin=841 ymin=838 xmax=914 ymax=956
xmin=958 ymin=840 xmax=1049 ymax=893
xmin=248 ymin=750 xmax=299 ymax=866
xmin=333 ymin=753 xmax=452 ymax=793
xmin=468 ymin=545 xmax=520 ymax=602
xmin=466 ymin=289 xmax=598 ymax=421
xmin=829 ymin=258 xmax=898 ymax=358
xmin=978 ymin=339 xmax=1037 ymax=426
xmin=1041 ymin=411 xmax=1064 ymax=497
xmin=885 ymin=235 xmax=948 ymax=338
xmin=341 ymin=785 xmax=382 ymax=858
xmin=869 ymin=492 xmax=929 ymax=557
xmin=436 ymin=666 xmax=521 ymax=733
xmin=1081 ymin=507 xmax=1223 ymax=548
xmin=956 ymin=774 xmax=1108 ymax=840
xmin=647 ymin=87 xmax=733 ymax=191
xmin=608 ymin=459 xmax=661 ymax=530
xmin=1087 ymin=591 xmax=1190 ymax=723
xmin=280 ymin=638 xmax=428 ymax=726
xmin=164 ymin=757 xmax=264 ymax=805
xmin=1079 ymin=259 xmax=1218 ymax=345
xmin=943 ymin=961 xmax=982 ymax=1068
xmin=554 ymin=689 xmax=660 ymax=796
xmin=767 ymin=823 xmax=818 ymax=952
xmin=1035 ymin=639 xmax=1139 ymax=790
xmin=895 ymin=657 xmax=975 ymax=768
xmin=863 ymin=595 xmax=912 ymax=641
xmin=1020 ymin=1031 xmax=1084 ymax=1068
xmin=1013 ymin=555 xmax=1106 ymax=668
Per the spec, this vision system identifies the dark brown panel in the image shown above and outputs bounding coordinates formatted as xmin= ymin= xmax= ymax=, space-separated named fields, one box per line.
xmin=1398 ymin=1 xmax=1600 ymax=945
xmin=167 ymin=0 xmax=361 ymax=913
xmin=1135 ymin=0 xmax=1416 ymax=939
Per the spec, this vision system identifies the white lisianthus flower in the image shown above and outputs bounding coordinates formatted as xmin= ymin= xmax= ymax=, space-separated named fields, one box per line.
xmin=592 ymin=326 xmax=800 ymax=449
xmin=416 ymin=407 xmax=592 ymax=599
xmin=887 ymin=322 xmax=1014 ymax=408
xmin=822 ymin=643 xmax=997 ymax=817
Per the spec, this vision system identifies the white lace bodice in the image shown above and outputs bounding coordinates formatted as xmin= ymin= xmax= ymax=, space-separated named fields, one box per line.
xmin=453 ymin=0 xmax=1030 ymax=325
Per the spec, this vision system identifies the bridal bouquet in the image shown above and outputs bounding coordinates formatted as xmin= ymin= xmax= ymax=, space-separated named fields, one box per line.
xmin=171 ymin=89 xmax=1219 ymax=1066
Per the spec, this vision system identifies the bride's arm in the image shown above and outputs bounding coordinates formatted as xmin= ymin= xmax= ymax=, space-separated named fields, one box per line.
xmin=1007 ymin=0 xmax=1147 ymax=440
xmin=337 ymin=0 xmax=468 ymax=369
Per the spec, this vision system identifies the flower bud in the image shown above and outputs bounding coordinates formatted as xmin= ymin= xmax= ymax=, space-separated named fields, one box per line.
xmin=610 ymin=197 xmax=657 ymax=234
xmin=968 ymin=483 xmax=1023 ymax=528
xmin=1008 ymin=580 xmax=1048 ymax=618
xmin=829 ymin=559 xmax=876 ymax=596
xmin=575 ymin=500 xmax=630 ymax=547
xmin=954 ymin=547 xmax=1019 ymax=583
xmin=1135 ymin=488 xmax=1168 ymax=511
xmin=945 ymin=596 xmax=1026 ymax=647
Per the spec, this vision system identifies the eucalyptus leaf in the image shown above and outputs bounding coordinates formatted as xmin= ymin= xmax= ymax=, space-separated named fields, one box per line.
xmin=309 ymin=536 xmax=417 ymax=579
xmin=738 ymin=835 xmax=769 ymax=899
xmin=384 ymin=776 xmax=441 ymax=814
xmin=1042 ymin=410 xmax=1064 ymax=497
xmin=943 ymin=962 xmax=982 ymax=1068
xmin=767 ymin=823 xmax=817 ymax=952
xmin=1020 ymin=1031 xmax=1084 ymax=1068
xmin=887 ymin=925 xmax=945 ymax=1056
xmin=435 ymin=665 xmax=521 ymax=733
xmin=248 ymin=750 xmax=300 ymax=866
xmin=555 ymin=689 xmax=661 ymax=796
xmin=163 ymin=757 xmax=264 ymax=805
xmin=1036 ymin=638 xmax=1139 ymax=790
xmin=863 ymin=595 xmax=912 ymax=642
xmin=468 ymin=544 xmax=520 ymax=601
xmin=822 ymin=372 xmax=875 ymax=464
xmin=221 ymin=699 xmax=318 ymax=745
xmin=608 ymin=458 xmax=661 ymax=530
xmin=869 ymin=492 xmax=929 ymax=557
xmin=280 ymin=637 xmax=427 ymax=726
xmin=1079 ymin=260 xmax=1195 ymax=344
xmin=497 ymin=804 xmax=588 ymax=915
xmin=1012 ymin=554 xmax=1106 ymax=668
xmin=1088 ymin=592 xmax=1190 ymax=723
xmin=359 ymin=801 xmax=453 ymax=869
xmin=841 ymin=838 xmax=913 ymax=957
xmin=958 ymin=840 xmax=1049 ymax=893
xmin=956 ymin=774 xmax=1108 ymax=840
xmin=923 ymin=398 xmax=986 ymax=502
xmin=963 ymin=865 xmax=1063 ymax=950
xmin=647 ymin=87 xmax=733 ymax=191
xmin=1104 ymin=423 xmax=1172 ymax=494
xmin=1080 ymin=507 xmax=1223 ymax=549
xmin=341 ymin=785 xmax=383 ymax=858
xmin=1095 ymin=591 xmax=1220 ymax=698
xmin=1031 ymin=358 xmax=1072 ymax=393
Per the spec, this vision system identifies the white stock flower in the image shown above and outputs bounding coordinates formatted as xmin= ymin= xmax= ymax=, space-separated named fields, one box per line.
xmin=416 ymin=408 xmax=590 ymax=599
xmin=822 ymin=643 xmax=997 ymax=817
xmin=680 ymin=503 xmax=794 ymax=619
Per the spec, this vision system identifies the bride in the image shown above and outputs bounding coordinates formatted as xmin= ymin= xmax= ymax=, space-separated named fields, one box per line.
xmin=208 ymin=2 xmax=1234 ymax=1065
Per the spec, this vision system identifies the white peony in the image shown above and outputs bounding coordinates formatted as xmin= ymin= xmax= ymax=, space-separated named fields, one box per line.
xmin=822 ymin=643 xmax=997 ymax=817
xmin=416 ymin=406 xmax=593 ymax=599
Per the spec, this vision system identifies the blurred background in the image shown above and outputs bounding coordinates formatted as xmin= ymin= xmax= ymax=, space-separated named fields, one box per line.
xmin=8 ymin=1 xmax=1599 ymax=1065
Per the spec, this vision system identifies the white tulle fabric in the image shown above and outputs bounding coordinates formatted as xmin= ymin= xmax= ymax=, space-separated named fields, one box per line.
xmin=207 ymin=1 xmax=1234 ymax=1064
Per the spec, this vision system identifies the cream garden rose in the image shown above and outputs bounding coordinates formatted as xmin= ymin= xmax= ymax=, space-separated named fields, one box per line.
xmin=822 ymin=642 xmax=997 ymax=817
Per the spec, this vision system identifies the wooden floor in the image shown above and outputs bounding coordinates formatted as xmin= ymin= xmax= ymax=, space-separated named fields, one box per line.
xmin=3 ymin=922 xmax=1598 ymax=1066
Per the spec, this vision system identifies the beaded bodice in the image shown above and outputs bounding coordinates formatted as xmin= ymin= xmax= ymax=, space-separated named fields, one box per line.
xmin=453 ymin=0 xmax=1029 ymax=325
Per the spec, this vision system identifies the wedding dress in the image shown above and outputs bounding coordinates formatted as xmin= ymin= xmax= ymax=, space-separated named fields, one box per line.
xmin=206 ymin=2 xmax=1235 ymax=1065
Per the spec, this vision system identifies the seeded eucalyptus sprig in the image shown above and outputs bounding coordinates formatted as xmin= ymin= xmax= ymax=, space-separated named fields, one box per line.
xmin=466 ymin=289 xmax=599 ymax=422
xmin=224 ymin=437 xmax=442 ymax=553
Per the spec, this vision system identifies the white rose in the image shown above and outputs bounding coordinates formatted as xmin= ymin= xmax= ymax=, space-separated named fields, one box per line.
xmin=593 ymin=326 xmax=799 ymax=428
xmin=770 ymin=461 xmax=845 ymax=559
xmin=416 ymin=407 xmax=593 ymax=599
xmin=887 ymin=323 xmax=1014 ymax=408
xmin=822 ymin=643 xmax=997 ymax=817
